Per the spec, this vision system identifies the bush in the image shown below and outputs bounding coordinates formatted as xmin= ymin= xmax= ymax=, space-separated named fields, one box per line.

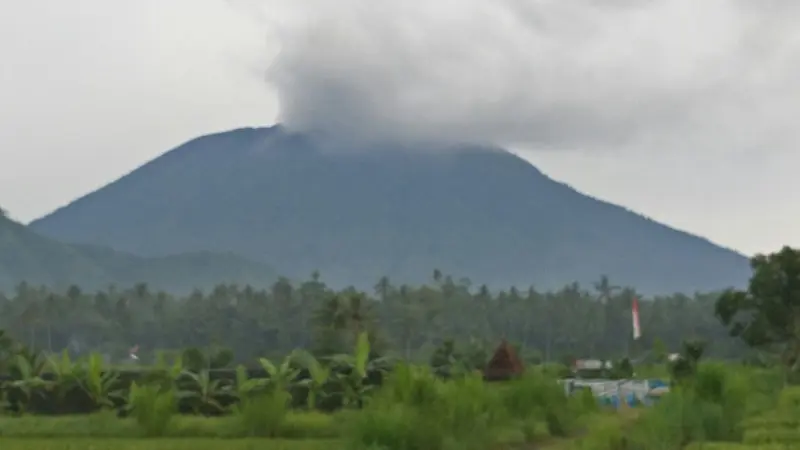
xmin=567 ymin=415 xmax=626 ymax=450
xmin=502 ymin=372 xmax=564 ymax=420
xmin=127 ymin=381 xmax=177 ymax=437
xmin=739 ymin=386 xmax=800 ymax=446
xmin=235 ymin=390 xmax=292 ymax=437
xmin=347 ymin=404 xmax=443 ymax=450
xmin=627 ymin=363 xmax=771 ymax=449
xmin=438 ymin=374 xmax=506 ymax=449
xmin=346 ymin=364 xmax=508 ymax=450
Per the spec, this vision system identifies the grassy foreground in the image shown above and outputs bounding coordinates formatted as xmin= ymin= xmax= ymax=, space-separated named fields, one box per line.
xmin=684 ymin=445 xmax=791 ymax=450
xmin=0 ymin=412 xmax=340 ymax=439
xmin=0 ymin=361 xmax=794 ymax=450
xmin=0 ymin=439 xmax=336 ymax=450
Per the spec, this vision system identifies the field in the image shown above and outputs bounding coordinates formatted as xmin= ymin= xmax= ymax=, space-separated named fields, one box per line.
xmin=0 ymin=328 xmax=797 ymax=450
xmin=0 ymin=440 xmax=334 ymax=450
xmin=0 ymin=366 xmax=794 ymax=450
xmin=0 ymin=413 xmax=632 ymax=450
xmin=0 ymin=403 xmax=634 ymax=449
xmin=0 ymin=366 xmax=791 ymax=450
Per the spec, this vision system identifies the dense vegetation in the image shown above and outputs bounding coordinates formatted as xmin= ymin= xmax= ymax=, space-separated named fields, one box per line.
xmin=0 ymin=322 xmax=787 ymax=449
xmin=0 ymin=213 xmax=275 ymax=293
xmin=0 ymin=272 xmax=743 ymax=364
xmin=1 ymin=246 xmax=800 ymax=450
xmin=30 ymin=126 xmax=749 ymax=294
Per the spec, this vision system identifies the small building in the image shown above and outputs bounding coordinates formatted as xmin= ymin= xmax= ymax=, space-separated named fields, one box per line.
xmin=483 ymin=339 xmax=525 ymax=381
xmin=571 ymin=359 xmax=613 ymax=378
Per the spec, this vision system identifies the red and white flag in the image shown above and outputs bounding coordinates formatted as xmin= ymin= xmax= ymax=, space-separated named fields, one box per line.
xmin=632 ymin=298 xmax=641 ymax=340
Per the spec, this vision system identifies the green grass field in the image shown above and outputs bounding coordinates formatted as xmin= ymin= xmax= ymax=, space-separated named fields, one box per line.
xmin=0 ymin=413 xmax=627 ymax=450
xmin=0 ymin=439 xmax=338 ymax=450
xmin=0 ymin=356 xmax=788 ymax=450
xmin=0 ymin=412 xmax=341 ymax=439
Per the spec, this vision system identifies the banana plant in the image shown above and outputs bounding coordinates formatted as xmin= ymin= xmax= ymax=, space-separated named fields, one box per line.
xmin=45 ymin=349 xmax=81 ymax=408
xmin=328 ymin=332 xmax=375 ymax=408
xmin=233 ymin=364 xmax=263 ymax=400
xmin=176 ymin=368 xmax=226 ymax=415
xmin=145 ymin=353 xmax=184 ymax=390
xmin=292 ymin=349 xmax=331 ymax=410
xmin=7 ymin=352 xmax=48 ymax=414
xmin=10 ymin=346 xmax=47 ymax=378
xmin=79 ymin=352 xmax=123 ymax=410
xmin=229 ymin=364 xmax=264 ymax=415
xmin=258 ymin=355 xmax=300 ymax=394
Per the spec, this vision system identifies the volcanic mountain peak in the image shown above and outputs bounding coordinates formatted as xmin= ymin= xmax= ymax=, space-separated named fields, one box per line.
xmin=29 ymin=126 xmax=749 ymax=294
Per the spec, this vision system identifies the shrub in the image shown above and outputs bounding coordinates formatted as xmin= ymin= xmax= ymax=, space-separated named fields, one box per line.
xmin=235 ymin=390 xmax=291 ymax=437
xmin=347 ymin=403 xmax=443 ymax=450
xmin=347 ymin=363 xmax=448 ymax=450
xmin=127 ymin=381 xmax=177 ymax=437
xmin=346 ymin=364 xmax=507 ymax=450
xmin=438 ymin=374 xmax=506 ymax=449
xmin=501 ymin=372 xmax=589 ymax=438
xmin=568 ymin=415 xmax=626 ymax=450
xmin=628 ymin=363 xmax=757 ymax=449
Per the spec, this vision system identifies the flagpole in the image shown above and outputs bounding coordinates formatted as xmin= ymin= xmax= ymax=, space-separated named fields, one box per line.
xmin=631 ymin=297 xmax=641 ymax=362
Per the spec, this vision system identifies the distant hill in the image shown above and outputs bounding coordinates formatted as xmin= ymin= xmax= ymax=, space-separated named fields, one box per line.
xmin=30 ymin=126 xmax=750 ymax=294
xmin=0 ymin=212 xmax=275 ymax=293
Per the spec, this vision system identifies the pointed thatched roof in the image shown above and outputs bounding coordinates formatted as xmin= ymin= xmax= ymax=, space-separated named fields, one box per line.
xmin=483 ymin=339 xmax=524 ymax=381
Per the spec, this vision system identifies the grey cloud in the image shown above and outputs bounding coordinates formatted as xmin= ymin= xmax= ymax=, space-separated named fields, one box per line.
xmin=254 ymin=0 xmax=800 ymax=152
xmin=1 ymin=0 xmax=797 ymax=253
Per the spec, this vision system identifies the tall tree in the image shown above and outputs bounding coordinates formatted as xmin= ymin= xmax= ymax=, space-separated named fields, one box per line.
xmin=716 ymin=246 xmax=800 ymax=378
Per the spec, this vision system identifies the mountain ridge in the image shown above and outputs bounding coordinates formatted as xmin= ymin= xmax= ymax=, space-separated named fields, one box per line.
xmin=0 ymin=211 xmax=276 ymax=293
xmin=29 ymin=125 xmax=750 ymax=294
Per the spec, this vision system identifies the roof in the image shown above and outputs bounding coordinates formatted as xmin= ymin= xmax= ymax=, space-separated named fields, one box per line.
xmin=483 ymin=339 xmax=525 ymax=381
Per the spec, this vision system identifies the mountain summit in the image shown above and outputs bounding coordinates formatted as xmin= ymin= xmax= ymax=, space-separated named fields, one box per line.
xmin=30 ymin=126 xmax=749 ymax=294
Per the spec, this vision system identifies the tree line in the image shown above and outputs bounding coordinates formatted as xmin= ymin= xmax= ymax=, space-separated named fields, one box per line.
xmin=0 ymin=269 xmax=748 ymax=365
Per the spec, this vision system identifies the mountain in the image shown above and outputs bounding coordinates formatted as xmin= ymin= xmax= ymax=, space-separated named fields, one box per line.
xmin=30 ymin=125 xmax=750 ymax=294
xmin=0 ymin=211 xmax=275 ymax=293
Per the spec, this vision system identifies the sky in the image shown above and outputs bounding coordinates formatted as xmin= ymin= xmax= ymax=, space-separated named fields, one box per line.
xmin=1 ymin=0 xmax=799 ymax=256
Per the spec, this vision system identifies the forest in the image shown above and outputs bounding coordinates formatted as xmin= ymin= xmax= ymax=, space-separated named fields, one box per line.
xmin=0 ymin=247 xmax=799 ymax=450
xmin=0 ymin=271 xmax=742 ymax=365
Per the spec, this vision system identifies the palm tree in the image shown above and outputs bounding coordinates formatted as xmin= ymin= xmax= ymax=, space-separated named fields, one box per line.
xmin=593 ymin=275 xmax=620 ymax=304
xmin=374 ymin=276 xmax=391 ymax=302
xmin=432 ymin=269 xmax=442 ymax=284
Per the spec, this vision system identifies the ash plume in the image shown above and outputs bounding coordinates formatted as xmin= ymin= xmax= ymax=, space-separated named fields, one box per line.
xmin=238 ymin=0 xmax=800 ymax=152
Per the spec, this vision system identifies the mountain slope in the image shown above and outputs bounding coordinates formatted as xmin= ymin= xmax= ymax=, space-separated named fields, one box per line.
xmin=30 ymin=126 xmax=750 ymax=294
xmin=0 ymin=212 xmax=275 ymax=293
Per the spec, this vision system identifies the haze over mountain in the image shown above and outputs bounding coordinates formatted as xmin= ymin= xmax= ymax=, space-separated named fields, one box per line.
xmin=30 ymin=126 xmax=750 ymax=294
xmin=0 ymin=210 xmax=275 ymax=293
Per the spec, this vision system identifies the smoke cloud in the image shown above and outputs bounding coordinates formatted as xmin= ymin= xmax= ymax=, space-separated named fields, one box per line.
xmin=234 ymin=0 xmax=800 ymax=152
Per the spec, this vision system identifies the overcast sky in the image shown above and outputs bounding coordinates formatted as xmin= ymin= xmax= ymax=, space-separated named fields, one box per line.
xmin=1 ymin=0 xmax=799 ymax=256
